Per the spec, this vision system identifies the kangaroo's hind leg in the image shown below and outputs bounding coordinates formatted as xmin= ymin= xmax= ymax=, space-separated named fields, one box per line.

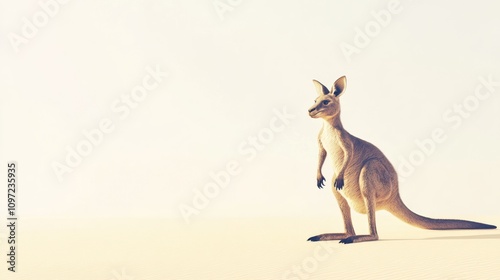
xmin=307 ymin=188 xmax=356 ymax=242
xmin=339 ymin=160 xmax=391 ymax=244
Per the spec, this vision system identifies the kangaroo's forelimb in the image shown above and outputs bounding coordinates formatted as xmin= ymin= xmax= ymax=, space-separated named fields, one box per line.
xmin=316 ymin=134 xmax=327 ymax=189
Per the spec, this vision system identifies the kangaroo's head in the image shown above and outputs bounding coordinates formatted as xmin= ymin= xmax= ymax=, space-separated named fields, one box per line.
xmin=308 ymin=76 xmax=347 ymax=119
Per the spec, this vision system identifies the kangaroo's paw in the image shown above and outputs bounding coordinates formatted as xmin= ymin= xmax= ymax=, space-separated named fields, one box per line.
xmin=307 ymin=233 xmax=350 ymax=242
xmin=307 ymin=235 xmax=321 ymax=242
xmin=316 ymin=176 xmax=326 ymax=189
xmin=334 ymin=178 xmax=344 ymax=190
xmin=339 ymin=235 xmax=378 ymax=244
xmin=339 ymin=237 xmax=354 ymax=244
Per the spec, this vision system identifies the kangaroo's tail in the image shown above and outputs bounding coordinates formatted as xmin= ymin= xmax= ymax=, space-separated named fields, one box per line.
xmin=386 ymin=195 xmax=496 ymax=230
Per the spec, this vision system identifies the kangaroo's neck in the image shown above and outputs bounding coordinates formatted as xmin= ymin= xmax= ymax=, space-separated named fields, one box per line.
xmin=323 ymin=115 xmax=344 ymax=131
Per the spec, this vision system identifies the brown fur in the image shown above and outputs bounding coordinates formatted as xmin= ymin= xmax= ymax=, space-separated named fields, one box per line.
xmin=307 ymin=76 xmax=496 ymax=244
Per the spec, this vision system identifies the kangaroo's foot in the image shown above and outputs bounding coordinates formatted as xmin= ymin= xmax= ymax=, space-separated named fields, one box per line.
xmin=307 ymin=233 xmax=351 ymax=242
xmin=339 ymin=234 xmax=378 ymax=244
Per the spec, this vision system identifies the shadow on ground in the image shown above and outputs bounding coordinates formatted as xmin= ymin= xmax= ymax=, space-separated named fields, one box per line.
xmin=382 ymin=233 xmax=500 ymax=242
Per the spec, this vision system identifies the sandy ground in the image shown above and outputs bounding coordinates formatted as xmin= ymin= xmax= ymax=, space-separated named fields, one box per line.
xmin=1 ymin=214 xmax=499 ymax=280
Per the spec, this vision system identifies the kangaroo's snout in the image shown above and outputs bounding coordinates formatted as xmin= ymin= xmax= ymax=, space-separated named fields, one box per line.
xmin=308 ymin=105 xmax=320 ymax=118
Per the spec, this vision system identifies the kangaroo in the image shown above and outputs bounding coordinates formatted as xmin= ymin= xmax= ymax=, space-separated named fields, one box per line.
xmin=307 ymin=76 xmax=496 ymax=244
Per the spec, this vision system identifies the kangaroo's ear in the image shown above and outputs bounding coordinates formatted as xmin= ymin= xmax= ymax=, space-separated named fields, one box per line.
xmin=312 ymin=79 xmax=330 ymax=96
xmin=332 ymin=76 xmax=347 ymax=97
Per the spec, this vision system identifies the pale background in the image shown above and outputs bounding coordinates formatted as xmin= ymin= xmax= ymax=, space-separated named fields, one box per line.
xmin=1 ymin=1 xmax=500 ymax=279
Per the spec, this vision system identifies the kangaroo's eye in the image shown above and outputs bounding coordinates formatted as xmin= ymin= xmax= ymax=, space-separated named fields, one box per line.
xmin=322 ymin=100 xmax=330 ymax=105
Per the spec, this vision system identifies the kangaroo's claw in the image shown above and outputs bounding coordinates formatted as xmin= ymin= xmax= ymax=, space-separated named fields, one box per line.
xmin=316 ymin=176 xmax=326 ymax=189
xmin=334 ymin=178 xmax=344 ymax=190
xmin=307 ymin=235 xmax=321 ymax=242
xmin=339 ymin=237 xmax=354 ymax=244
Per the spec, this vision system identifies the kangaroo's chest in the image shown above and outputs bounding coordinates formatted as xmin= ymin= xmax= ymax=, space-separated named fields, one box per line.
xmin=320 ymin=127 xmax=345 ymax=172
